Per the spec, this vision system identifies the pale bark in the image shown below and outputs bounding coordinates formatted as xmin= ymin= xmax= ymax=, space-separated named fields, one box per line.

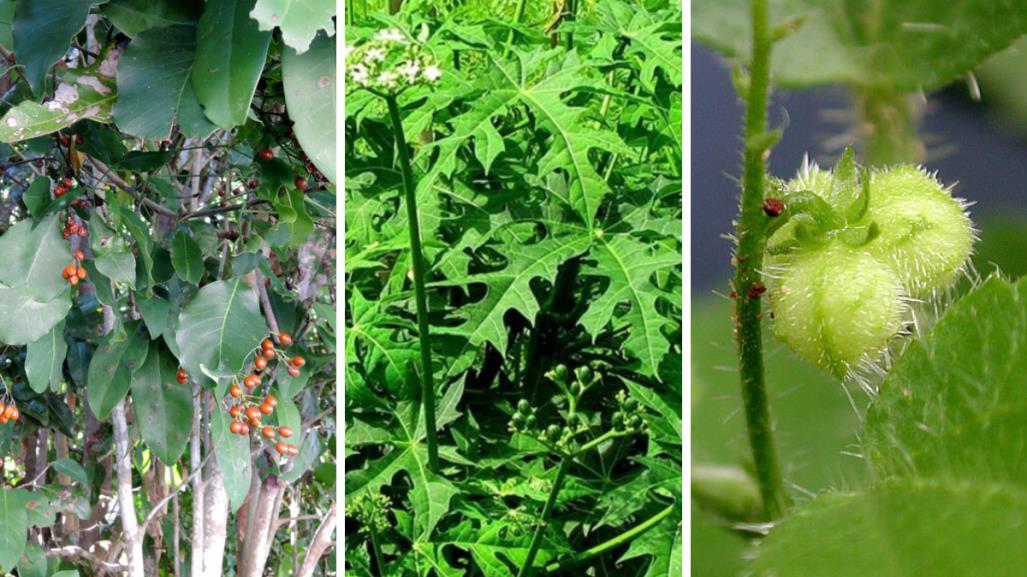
xmin=112 ymin=402 xmax=144 ymax=577
xmin=296 ymin=503 xmax=337 ymax=577
xmin=190 ymin=385 xmax=205 ymax=577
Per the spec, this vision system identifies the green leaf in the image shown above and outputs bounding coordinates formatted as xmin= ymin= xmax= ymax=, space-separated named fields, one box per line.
xmin=0 ymin=1 xmax=14 ymax=50
xmin=0 ymin=50 xmax=117 ymax=142
xmin=175 ymin=279 xmax=268 ymax=383
xmin=170 ymin=229 xmax=204 ymax=284
xmin=619 ymin=506 xmax=682 ymax=577
xmin=191 ymin=0 xmax=271 ymax=129
xmin=418 ymin=49 xmax=628 ymax=228
xmin=346 ymin=403 xmax=457 ymax=539
xmin=114 ymin=23 xmax=216 ymax=139
xmin=100 ymin=0 xmax=203 ymax=36
xmin=16 ymin=543 xmax=47 ymax=577
xmin=21 ymin=176 xmax=50 ymax=216
xmin=89 ymin=214 xmax=136 ymax=288
xmin=421 ymin=520 xmax=569 ymax=577
xmin=0 ymin=215 xmax=72 ymax=345
xmin=273 ymin=188 xmax=314 ymax=246
xmin=80 ymin=259 xmax=114 ymax=307
xmin=580 ymin=234 xmax=679 ymax=378
xmin=25 ymin=321 xmax=67 ymax=393
xmin=865 ymin=276 xmax=1027 ymax=486
xmin=249 ymin=0 xmax=334 ymax=54
xmin=209 ymin=389 xmax=252 ymax=512
xmin=0 ymin=488 xmax=29 ymax=571
xmin=438 ymin=232 xmax=592 ymax=356
xmin=753 ymin=480 xmax=1027 ymax=577
xmin=693 ymin=0 xmax=1027 ymax=91
xmin=131 ymin=341 xmax=191 ymax=464
xmin=52 ymin=458 xmax=89 ymax=485
xmin=138 ymin=295 xmax=172 ymax=339
xmin=87 ymin=322 xmax=149 ymax=420
xmin=593 ymin=1 xmax=682 ymax=91
xmin=12 ymin=0 xmax=106 ymax=94
xmin=282 ymin=31 xmax=335 ymax=183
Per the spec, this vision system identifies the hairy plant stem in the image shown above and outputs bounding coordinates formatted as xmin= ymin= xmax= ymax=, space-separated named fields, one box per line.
xmin=517 ymin=458 xmax=571 ymax=577
xmin=543 ymin=501 xmax=675 ymax=572
xmin=386 ymin=95 xmax=439 ymax=472
xmin=732 ymin=0 xmax=787 ymax=520
xmin=857 ymin=89 xmax=923 ymax=166
xmin=369 ymin=524 xmax=386 ymax=577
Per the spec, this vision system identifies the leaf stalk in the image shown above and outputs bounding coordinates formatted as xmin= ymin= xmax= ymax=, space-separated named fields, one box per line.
xmin=386 ymin=95 xmax=439 ymax=472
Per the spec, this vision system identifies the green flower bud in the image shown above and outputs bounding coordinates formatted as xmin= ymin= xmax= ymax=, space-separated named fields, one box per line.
xmin=517 ymin=399 xmax=531 ymax=414
xmin=574 ymin=366 xmax=592 ymax=384
xmin=624 ymin=397 xmax=638 ymax=411
xmin=768 ymin=243 xmax=906 ymax=378
xmin=552 ymin=364 xmax=569 ymax=382
xmin=547 ymin=424 xmax=562 ymax=442
xmin=526 ymin=415 xmax=537 ymax=428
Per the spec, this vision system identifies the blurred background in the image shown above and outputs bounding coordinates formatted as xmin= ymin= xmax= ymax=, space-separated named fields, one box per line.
xmin=692 ymin=38 xmax=1027 ymax=577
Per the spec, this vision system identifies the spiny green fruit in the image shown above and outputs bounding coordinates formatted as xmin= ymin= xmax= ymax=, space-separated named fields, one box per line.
xmin=768 ymin=243 xmax=906 ymax=378
xmin=864 ymin=166 xmax=974 ymax=298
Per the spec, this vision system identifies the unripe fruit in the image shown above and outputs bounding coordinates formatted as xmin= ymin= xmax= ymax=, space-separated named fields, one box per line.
xmin=517 ymin=399 xmax=531 ymax=414
xmin=863 ymin=166 xmax=973 ymax=298
xmin=574 ymin=366 xmax=592 ymax=384
xmin=768 ymin=243 xmax=905 ymax=378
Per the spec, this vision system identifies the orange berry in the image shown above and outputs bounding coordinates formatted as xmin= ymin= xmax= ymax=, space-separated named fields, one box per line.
xmin=257 ymin=149 xmax=274 ymax=162
xmin=290 ymin=356 xmax=305 ymax=368
xmin=287 ymin=366 xmax=300 ymax=378
xmin=278 ymin=332 xmax=293 ymax=346
xmin=262 ymin=349 xmax=275 ymax=359
xmin=278 ymin=426 xmax=293 ymax=438
xmin=73 ymin=249 xmax=85 ymax=261
xmin=238 ymin=422 xmax=250 ymax=435
xmin=229 ymin=405 xmax=242 ymax=418
xmin=248 ymin=416 xmax=261 ymax=427
xmin=275 ymin=441 xmax=289 ymax=455
xmin=76 ymin=266 xmax=86 ymax=280
xmin=68 ymin=275 xmax=79 ymax=286
xmin=230 ymin=421 xmax=244 ymax=435
xmin=5 ymin=405 xmax=18 ymax=420
xmin=261 ymin=426 xmax=276 ymax=439
xmin=254 ymin=356 xmax=268 ymax=370
xmin=261 ymin=338 xmax=274 ymax=351
xmin=264 ymin=395 xmax=277 ymax=407
xmin=229 ymin=385 xmax=242 ymax=398
xmin=63 ymin=177 xmax=73 ymax=188
xmin=245 ymin=406 xmax=261 ymax=420
xmin=243 ymin=374 xmax=260 ymax=389
xmin=259 ymin=403 xmax=273 ymax=415
xmin=287 ymin=444 xmax=299 ymax=456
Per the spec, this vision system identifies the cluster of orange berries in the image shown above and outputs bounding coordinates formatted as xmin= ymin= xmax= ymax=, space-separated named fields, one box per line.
xmin=0 ymin=401 xmax=20 ymax=425
xmin=223 ymin=333 xmax=304 ymax=457
xmin=176 ymin=368 xmax=189 ymax=385
xmin=53 ymin=176 xmax=74 ymax=197
xmin=62 ymin=216 xmax=87 ymax=239
xmin=61 ymin=250 xmax=87 ymax=285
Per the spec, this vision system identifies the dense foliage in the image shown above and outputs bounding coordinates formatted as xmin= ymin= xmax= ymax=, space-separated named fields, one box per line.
xmin=694 ymin=1 xmax=1027 ymax=576
xmin=344 ymin=1 xmax=682 ymax=575
xmin=0 ymin=0 xmax=336 ymax=576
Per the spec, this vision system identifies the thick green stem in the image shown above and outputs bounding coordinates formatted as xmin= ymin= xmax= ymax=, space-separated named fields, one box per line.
xmin=505 ymin=0 xmax=529 ymax=54
xmin=543 ymin=502 xmax=675 ymax=573
xmin=369 ymin=525 xmax=386 ymax=577
xmin=857 ymin=90 xmax=923 ymax=166
xmin=517 ymin=459 xmax=571 ymax=577
xmin=386 ymin=96 xmax=439 ymax=472
xmin=732 ymin=0 xmax=787 ymax=520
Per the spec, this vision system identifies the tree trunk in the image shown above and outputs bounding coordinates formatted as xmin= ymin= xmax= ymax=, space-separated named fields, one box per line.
xmin=296 ymin=503 xmax=337 ymax=577
xmin=112 ymin=402 xmax=144 ymax=577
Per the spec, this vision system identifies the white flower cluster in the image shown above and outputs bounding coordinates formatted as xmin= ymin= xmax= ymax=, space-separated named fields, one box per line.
xmin=345 ymin=27 xmax=442 ymax=94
